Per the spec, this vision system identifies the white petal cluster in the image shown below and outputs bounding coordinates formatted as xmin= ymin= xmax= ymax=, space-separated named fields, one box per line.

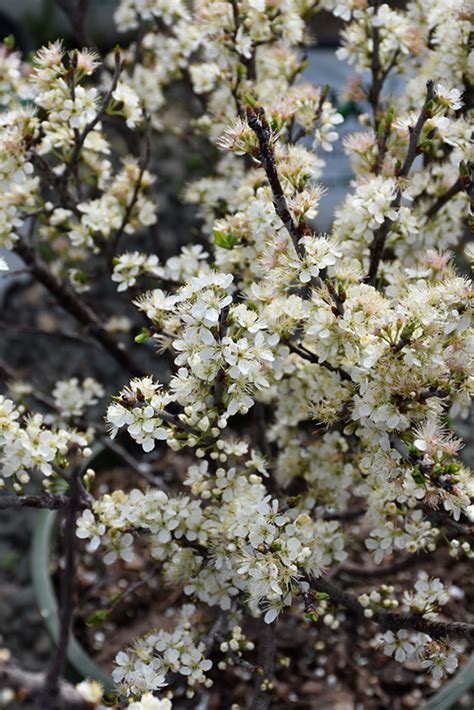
xmin=52 ymin=377 xmax=104 ymax=418
xmin=112 ymin=252 xmax=163 ymax=292
xmin=379 ymin=630 xmax=460 ymax=681
xmin=1 ymin=0 xmax=472 ymax=701
xmin=127 ymin=694 xmax=172 ymax=710
xmin=113 ymin=605 xmax=211 ymax=697
xmin=0 ymin=395 xmax=90 ymax=486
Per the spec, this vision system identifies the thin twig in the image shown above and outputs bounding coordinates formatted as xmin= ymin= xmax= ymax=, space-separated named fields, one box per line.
xmin=420 ymin=506 xmax=474 ymax=543
xmin=311 ymin=576 xmax=474 ymax=642
xmin=100 ymin=436 xmax=162 ymax=486
xmin=365 ymin=80 xmax=435 ymax=286
xmin=425 ymin=177 xmax=463 ymax=219
xmin=108 ymin=116 xmax=152 ymax=263
xmin=247 ymin=106 xmax=305 ymax=260
xmin=0 ymin=356 xmax=58 ymax=411
xmin=367 ymin=1 xmax=382 ymax=131
xmin=0 ymin=319 xmax=100 ymax=347
xmin=247 ymin=105 xmax=345 ymax=315
xmin=14 ymin=240 xmax=145 ymax=376
xmin=1 ymin=660 xmax=104 ymax=710
xmin=286 ymin=339 xmax=353 ymax=383
xmin=62 ymin=50 xmax=122 ymax=182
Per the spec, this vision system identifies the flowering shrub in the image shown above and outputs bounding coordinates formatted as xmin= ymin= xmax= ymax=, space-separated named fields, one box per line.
xmin=0 ymin=0 xmax=473 ymax=708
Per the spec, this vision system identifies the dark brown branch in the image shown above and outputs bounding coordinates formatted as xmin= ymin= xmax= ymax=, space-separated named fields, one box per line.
xmin=231 ymin=0 xmax=257 ymax=81
xmin=62 ymin=50 xmax=122 ymax=182
xmin=365 ymin=80 xmax=435 ymax=286
xmin=108 ymin=116 xmax=152 ymax=262
xmin=418 ymin=386 xmax=449 ymax=402
xmin=0 ymin=356 xmax=59 ymax=411
xmin=0 ymin=494 xmax=68 ymax=510
xmin=420 ymin=506 xmax=474 ymax=543
xmin=425 ymin=177 xmax=463 ymax=219
xmin=286 ymin=340 xmax=353 ymax=383
xmin=247 ymin=105 xmax=345 ymax=315
xmin=367 ymin=2 xmax=382 ymax=131
xmin=250 ymin=620 xmax=276 ymax=710
xmin=336 ymin=551 xmax=431 ymax=579
xmin=311 ymin=576 xmax=474 ymax=642
xmin=54 ymin=0 xmax=90 ymax=47
xmin=0 ymin=319 xmax=99 ymax=347
xmin=37 ymin=467 xmax=81 ymax=709
xmin=14 ymin=240 xmax=144 ymax=376
xmin=155 ymin=409 xmax=201 ymax=436
xmin=30 ymin=152 xmax=79 ymax=214
xmin=323 ymin=505 xmax=365 ymax=522
xmin=398 ymin=80 xmax=435 ymax=179
xmin=247 ymin=106 xmax=305 ymax=260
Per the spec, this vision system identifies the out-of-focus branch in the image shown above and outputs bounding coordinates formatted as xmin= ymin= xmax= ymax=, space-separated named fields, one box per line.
xmin=14 ymin=240 xmax=145 ymax=376
xmin=54 ymin=0 xmax=90 ymax=48
xmin=36 ymin=467 xmax=81 ymax=709
xmin=108 ymin=115 xmax=152 ymax=262
xmin=0 ymin=356 xmax=58 ymax=411
xmin=250 ymin=620 xmax=276 ymax=710
xmin=425 ymin=177 xmax=463 ymax=219
xmin=0 ymin=494 xmax=68 ymax=510
xmin=0 ymin=660 xmax=105 ymax=710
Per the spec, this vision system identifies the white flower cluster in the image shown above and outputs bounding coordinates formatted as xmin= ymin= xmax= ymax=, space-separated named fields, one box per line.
xmin=0 ymin=0 xmax=472 ymax=702
xmin=76 ymin=472 xmax=347 ymax=630
xmin=379 ymin=630 xmax=459 ymax=681
xmin=127 ymin=695 xmax=172 ymax=710
xmin=0 ymin=108 xmax=38 ymax=249
xmin=0 ymin=39 xmax=156 ymax=295
xmin=52 ymin=377 xmax=104 ymax=418
xmin=0 ymin=395 xmax=90 ymax=488
xmin=113 ymin=605 xmax=211 ymax=698
xmin=112 ymin=252 xmax=163 ymax=292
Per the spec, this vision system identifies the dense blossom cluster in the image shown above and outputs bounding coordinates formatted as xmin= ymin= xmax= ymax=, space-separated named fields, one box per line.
xmin=0 ymin=0 xmax=472 ymax=706
xmin=0 ymin=393 xmax=91 ymax=489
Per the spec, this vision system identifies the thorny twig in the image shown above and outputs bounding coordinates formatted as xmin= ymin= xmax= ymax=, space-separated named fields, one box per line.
xmin=247 ymin=105 xmax=345 ymax=316
xmin=62 ymin=49 xmax=123 ymax=182
xmin=365 ymin=80 xmax=435 ymax=286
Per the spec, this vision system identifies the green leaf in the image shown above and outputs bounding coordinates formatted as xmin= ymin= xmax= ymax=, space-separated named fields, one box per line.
xmin=213 ymin=229 xmax=239 ymax=249
xmin=411 ymin=466 xmax=425 ymax=485
xmin=86 ymin=608 xmax=111 ymax=626
xmin=4 ymin=35 xmax=15 ymax=50
xmin=244 ymin=94 xmax=258 ymax=108
xmin=135 ymin=328 xmax=151 ymax=344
